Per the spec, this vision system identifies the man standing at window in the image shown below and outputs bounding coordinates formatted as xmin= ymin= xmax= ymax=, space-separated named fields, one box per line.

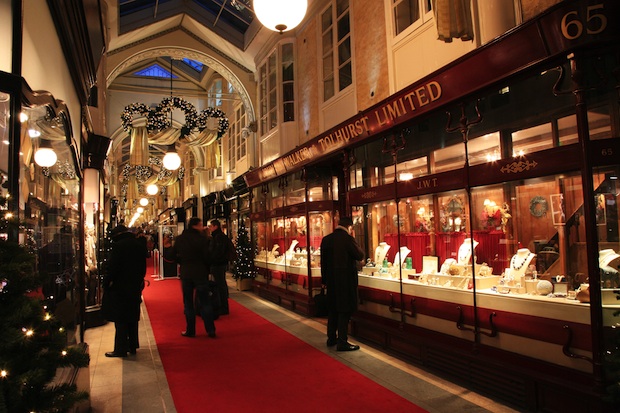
xmin=320 ymin=216 xmax=364 ymax=351
xmin=208 ymin=219 xmax=234 ymax=315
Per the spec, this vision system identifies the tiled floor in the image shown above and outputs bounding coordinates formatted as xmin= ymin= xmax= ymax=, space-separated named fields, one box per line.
xmin=85 ymin=275 xmax=520 ymax=413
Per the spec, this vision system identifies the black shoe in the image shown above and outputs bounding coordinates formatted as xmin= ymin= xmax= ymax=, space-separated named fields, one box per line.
xmin=128 ymin=348 xmax=137 ymax=355
xmin=181 ymin=331 xmax=195 ymax=337
xmin=326 ymin=339 xmax=337 ymax=347
xmin=337 ymin=343 xmax=360 ymax=352
xmin=208 ymin=332 xmax=217 ymax=338
xmin=105 ymin=351 xmax=127 ymax=358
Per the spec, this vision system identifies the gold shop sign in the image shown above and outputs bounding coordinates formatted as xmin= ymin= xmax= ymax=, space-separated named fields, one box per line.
xmin=247 ymin=80 xmax=443 ymax=187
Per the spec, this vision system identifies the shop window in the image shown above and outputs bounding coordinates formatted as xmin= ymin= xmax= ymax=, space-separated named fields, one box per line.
xmin=558 ymin=115 xmax=579 ymax=146
xmin=258 ymin=42 xmax=296 ymax=136
xmin=282 ymin=43 xmax=295 ymax=122
xmin=208 ymin=78 xmax=223 ymax=107
xmin=349 ymin=163 xmax=363 ymax=190
xmin=321 ymin=0 xmax=352 ymax=102
xmin=588 ymin=107 xmax=612 ymax=141
xmin=468 ymin=132 xmax=501 ymax=166
xmin=512 ymin=123 xmax=554 ymax=156
xmin=392 ymin=0 xmax=433 ymax=37
xmin=433 ymin=142 xmax=465 ymax=173
xmin=228 ymin=103 xmax=247 ymax=171
xmin=396 ymin=156 xmax=428 ymax=181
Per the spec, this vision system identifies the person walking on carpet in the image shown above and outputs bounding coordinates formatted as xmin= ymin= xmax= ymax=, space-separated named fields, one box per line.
xmin=173 ymin=217 xmax=217 ymax=338
xmin=207 ymin=219 xmax=235 ymax=315
xmin=102 ymin=225 xmax=147 ymax=357
xmin=320 ymin=216 xmax=365 ymax=352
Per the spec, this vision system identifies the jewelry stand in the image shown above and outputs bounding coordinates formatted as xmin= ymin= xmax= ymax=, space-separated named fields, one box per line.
xmin=393 ymin=246 xmax=411 ymax=267
xmin=374 ymin=242 xmax=390 ymax=265
xmin=457 ymin=238 xmax=479 ymax=265
xmin=599 ymin=249 xmax=620 ymax=273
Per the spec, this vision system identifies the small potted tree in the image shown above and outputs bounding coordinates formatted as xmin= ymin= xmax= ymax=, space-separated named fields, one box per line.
xmin=232 ymin=221 xmax=255 ymax=291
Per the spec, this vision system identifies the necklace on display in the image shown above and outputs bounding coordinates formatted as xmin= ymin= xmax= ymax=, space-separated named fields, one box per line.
xmin=458 ymin=249 xmax=470 ymax=263
xmin=511 ymin=252 xmax=532 ymax=270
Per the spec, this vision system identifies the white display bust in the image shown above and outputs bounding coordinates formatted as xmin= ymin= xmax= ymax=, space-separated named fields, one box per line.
xmin=599 ymin=249 xmax=620 ymax=273
xmin=393 ymin=246 xmax=411 ymax=267
xmin=374 ymin=242 xmax=390 ymax=264
xmin=510 ymin=248 xmax=535 ymax=276
xmin=287 ymin=240 xmax=299 ymax=254
xmin=440 ymin=258 xmax=457 ymax=274
xmin=457 ymin=238 xmax=479 ymax=264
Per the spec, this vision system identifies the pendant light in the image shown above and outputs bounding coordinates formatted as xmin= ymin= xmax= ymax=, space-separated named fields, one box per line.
xmin=162 ymin=144 xmax=181 ymax=170
xmin=146 ymin=184 xmax=159 ymax=195
xmin=34 ymin=139 xmax=57 ymax=167
xmin=253 ymin=0 xmax=308 ymax=33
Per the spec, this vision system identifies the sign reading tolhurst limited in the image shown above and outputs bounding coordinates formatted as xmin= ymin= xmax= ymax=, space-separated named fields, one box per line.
xmin=250 ymin=80 xmax=444 ymax=186
xmin=244 ymin=0 xmax=620 ymax=188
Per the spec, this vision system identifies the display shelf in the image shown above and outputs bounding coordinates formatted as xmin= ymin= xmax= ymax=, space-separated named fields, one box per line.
xmin=254 ymin=259 xmax=321 ymax=277
xmin=359 ymin=273 xmax=590 ymax=324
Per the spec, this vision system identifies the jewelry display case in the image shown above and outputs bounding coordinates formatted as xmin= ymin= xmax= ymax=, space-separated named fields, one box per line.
xmin=347 ymin=55 xmax=618 ymax=380
xmin=251 ymin=169 xmax=338 ymax=314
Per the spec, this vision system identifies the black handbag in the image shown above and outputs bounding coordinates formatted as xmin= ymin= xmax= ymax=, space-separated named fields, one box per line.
xmin=195 ymin=280 xmax=221 ymax=320
xmin=313 ymin=288 xmax=328 ymax=317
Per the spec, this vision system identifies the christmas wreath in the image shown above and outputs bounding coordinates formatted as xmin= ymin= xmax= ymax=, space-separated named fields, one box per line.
xmin=121 ymin=97 xmax=229 ymax=138
xmin=529 ymin=196 xmax=548 ymax=217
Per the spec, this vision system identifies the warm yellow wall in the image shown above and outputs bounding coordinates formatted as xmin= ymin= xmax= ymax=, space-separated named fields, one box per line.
xmin=22 ymin=0 xmax=81 ymax=150
xmin=352 ymin=0 xmax=390 ymax=109
xmin=0 ymin=0 xmax=12 ymax=73
xmin=296 ymin=17 xmax=320 ymax=144
xmin=521 ymin=0 xmax=563 ymax=21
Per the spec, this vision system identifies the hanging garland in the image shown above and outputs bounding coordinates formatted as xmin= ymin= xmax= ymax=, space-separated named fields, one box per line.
xmin=529 ymin=196 xmax=548 ymax=217
xmin=121 ymin=97 xmax=229 ymax=138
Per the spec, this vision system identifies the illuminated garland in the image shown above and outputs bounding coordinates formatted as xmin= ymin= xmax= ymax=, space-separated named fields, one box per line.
xmin=121 ymin=97 xmax=229 ymax=138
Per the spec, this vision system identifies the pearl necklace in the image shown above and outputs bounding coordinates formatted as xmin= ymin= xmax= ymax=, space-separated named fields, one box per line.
xmin=511 ymin=252 xmax=532 ymax=270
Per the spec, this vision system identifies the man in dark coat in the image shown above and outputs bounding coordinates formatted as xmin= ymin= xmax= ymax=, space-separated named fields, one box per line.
xmin=207 ymin=219 xmax=233 ymax=315
xmin=320 ymin=216 xmax=364 ymax=351
xmin=173 ymin=217 xmax=216 ymax=337
xmin=102 ymin=225 xmax=147 ymax=357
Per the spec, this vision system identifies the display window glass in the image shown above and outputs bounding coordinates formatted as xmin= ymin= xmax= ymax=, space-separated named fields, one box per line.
xmin=251 ymin=169 xmax=338 ymax=297
xmin=18 ymin=103 xmax=81 ymax=341
xmin=0 ymin=91 xmax=9 ymax=233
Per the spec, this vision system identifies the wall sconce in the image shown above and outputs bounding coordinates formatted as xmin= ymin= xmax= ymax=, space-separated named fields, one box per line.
xmin=254 ymin=0 xmax=307 ymax=33
xmin=34 ymin=139 xmax=57 ymax=167
xmin=139 ymin=197 xmax=149 ymax=207
xmin=162 ymin=144 xmax=181 ymax=170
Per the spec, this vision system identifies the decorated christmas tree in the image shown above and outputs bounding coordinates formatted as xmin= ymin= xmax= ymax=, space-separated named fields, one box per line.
xmin=232 ymin=221 xmax=255 ymax=280
xmin=0 ymin=213 xmax=89 ymax=412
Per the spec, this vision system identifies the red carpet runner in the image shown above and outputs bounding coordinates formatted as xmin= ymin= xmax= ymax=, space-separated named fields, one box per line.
xmin=142 ymin=278 xmax=428 ymax=413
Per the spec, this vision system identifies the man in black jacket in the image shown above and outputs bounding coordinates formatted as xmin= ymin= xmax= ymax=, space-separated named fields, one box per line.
xmin=173 ymin=217 xmax=216 ymax=337
xmin=320 ymin=216 xmax=364 ymax=352
xmin=207 ymin=219 xmax=233 ymax=315
xmin=102 ymin=225 xmax=147 ymax=357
